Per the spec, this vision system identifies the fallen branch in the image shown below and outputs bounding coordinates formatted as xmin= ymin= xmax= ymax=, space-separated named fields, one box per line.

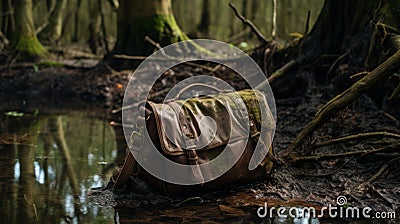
xmin=229 ymin=3 xmax=268 ymax=44
xmin=283 ymin=49 xmax=400 ymax=159
xmin=313 ymin=131 xmax=400 ymax=148
xmin=267 ymin=60 xmax=296 ymax=83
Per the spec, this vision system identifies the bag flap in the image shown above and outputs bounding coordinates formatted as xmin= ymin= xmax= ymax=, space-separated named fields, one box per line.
xmin=147 ymin=89 xmax=275 ymax=155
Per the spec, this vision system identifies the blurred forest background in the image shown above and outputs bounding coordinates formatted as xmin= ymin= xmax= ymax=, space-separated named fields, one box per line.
xmin=0 ymin=0 xmax=322 ymax=60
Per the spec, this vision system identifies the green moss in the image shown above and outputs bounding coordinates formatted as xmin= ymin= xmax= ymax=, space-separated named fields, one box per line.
xmin=114 ymin=14 xmax=189 ymax=57
xmin=13 ymin=34 xmax=47 ymax=60
xmin=178 ymin=89 xmax=274 ymax=131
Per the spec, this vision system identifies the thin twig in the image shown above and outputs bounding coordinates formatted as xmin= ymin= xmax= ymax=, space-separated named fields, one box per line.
xmin=229 ymin=3 xmax=268 ymax=43
xmin=349 ymin=71 xmax=369 ymax=79
xmin=113 ymin=55 xmax=148 ymax=60
xmin=267 ymin=60 xmax=296 ymax=83
xmin=289 ymin=143 xmax=400 ymax=162
xmin=313 ymin=131 xmax=400 ymax=148
xmin=382 ymin=111 xmax=399 ymax=123
xmin=326 ymin=50 xmax=350 ymax=81
xmin=366 ymin=157 xmax=400 ymax=183
xmin=144 ymin=35 xmax=167 ymax=56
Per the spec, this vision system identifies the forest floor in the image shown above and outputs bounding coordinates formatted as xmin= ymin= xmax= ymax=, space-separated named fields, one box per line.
xmin=1 ymin=52 xmax=399 ymax=223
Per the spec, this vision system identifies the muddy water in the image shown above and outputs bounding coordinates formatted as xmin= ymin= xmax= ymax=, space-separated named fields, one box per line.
xmin=0 ymin=109 xmax=119 ymax=223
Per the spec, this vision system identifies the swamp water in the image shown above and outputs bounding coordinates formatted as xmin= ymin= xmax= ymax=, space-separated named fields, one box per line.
xmin=0 ymin=108 xmax=119 ymax=223
xmin=0 ymin=104 xmax=325 ymax=223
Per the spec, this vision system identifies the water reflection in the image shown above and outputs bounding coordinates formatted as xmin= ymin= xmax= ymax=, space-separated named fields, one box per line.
xmin=0 ymin=111 xmax=118 ymax=223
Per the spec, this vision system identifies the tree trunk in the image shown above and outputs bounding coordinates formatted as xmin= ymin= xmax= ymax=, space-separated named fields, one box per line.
xmin=2 ymin=0 xmax=15 ymax=39
xmin=87 ymin=0 xmax=103 ymax=54
xmin=197 ymin=0 xmax=210 ymax=37
xmin=38 ymin=0 xmax=67 ymax=43
xmin=109 ymin=0 xmax=188 ymax=70
xmin=11 ymin=0 xmax=46 ymax=60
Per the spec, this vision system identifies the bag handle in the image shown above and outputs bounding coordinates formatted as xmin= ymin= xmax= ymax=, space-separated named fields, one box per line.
xmin=173 ymin=83 xmax=225 ymax=101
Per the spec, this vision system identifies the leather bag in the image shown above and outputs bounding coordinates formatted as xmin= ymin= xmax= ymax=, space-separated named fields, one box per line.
xmin=112 ymin=87 xmax=276 ymax=195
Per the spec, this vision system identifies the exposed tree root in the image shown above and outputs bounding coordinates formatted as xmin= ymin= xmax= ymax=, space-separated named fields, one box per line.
xmin=365 ymin=157 xmax=400 ymax=184
xmin=313 ymin=131 xmax=400 ymax=148
xmin=282 ymin=49 xmax=400 ymax=159
xmin=289 ymin=142 xmax=400 ymax=162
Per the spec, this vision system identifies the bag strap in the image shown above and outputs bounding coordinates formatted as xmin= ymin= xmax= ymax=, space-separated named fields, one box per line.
xmin=169 ymin=102 xmax=205 ymax=184
xmin=111 ymin=150 xmax=136 ymax=190
xmin=112 ymin=116 xmax=146 ymax=190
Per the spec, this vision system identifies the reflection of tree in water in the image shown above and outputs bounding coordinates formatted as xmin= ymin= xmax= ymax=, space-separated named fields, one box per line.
xmin=0 ymin=113 xmax=118 ymax=223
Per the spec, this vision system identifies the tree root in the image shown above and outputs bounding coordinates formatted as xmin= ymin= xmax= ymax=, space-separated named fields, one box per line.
xmin=282 ymin=49 xmax=400 ymax=159
xmin=313 ymin=131 xmax=400 ymax=148
xmin=366 ymin=157 xmax=400 ymax=184
xmin=289 ymin=142 xmax=400 ymax=162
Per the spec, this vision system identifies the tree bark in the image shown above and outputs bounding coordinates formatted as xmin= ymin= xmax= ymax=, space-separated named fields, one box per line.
xmin=87 ymin=0 xmax=103 ymax=54
xmin=2 ymin=0 xmax=15 ymax=39
xmin=11 ymin=0 xmax=46 ymax=60
xmin=197 ymin=0 xmax=210 ymax=37
xmin=108 ymin=0 xmax=188 ymax=70
xmin=38 ymin=0 xmax=67 ymax=43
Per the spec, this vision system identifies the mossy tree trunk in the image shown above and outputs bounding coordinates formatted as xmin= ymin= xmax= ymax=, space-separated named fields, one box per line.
xmin=108 ymin=0 xmax=188 ymax=70
xmin=11 ymin=0 xmax=46 ymax=60
xmin=38 ymin=0 xmax=67 ymax=43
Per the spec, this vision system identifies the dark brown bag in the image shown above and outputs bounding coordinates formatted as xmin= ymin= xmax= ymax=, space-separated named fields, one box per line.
xmin=112 ymin=87 xmax=276 ymax=195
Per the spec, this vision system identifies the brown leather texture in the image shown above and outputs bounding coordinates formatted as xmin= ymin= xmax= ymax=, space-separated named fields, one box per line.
xmin=114 ymin=89 xmax=275 ymax=196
